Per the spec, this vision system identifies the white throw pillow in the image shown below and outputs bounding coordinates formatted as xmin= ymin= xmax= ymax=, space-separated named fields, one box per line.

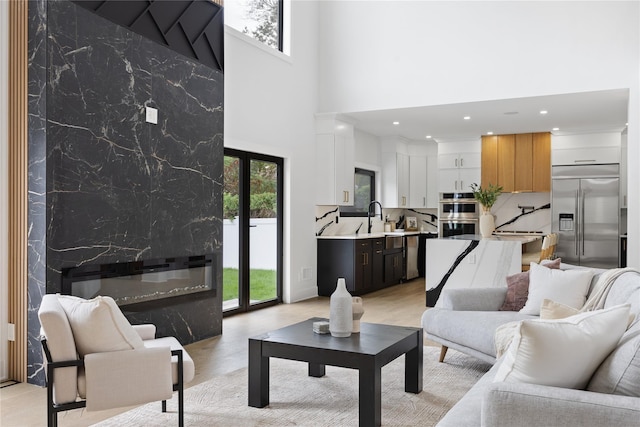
xmin=539 ymin=299 xmax=580 ymax=320
xmin=519 ymin=262 xmax=593 ymax=315
xmin=494 ymin=304 xmax=631 ymax=389
xmin=58 ymin=295 xmax=144 ymax=357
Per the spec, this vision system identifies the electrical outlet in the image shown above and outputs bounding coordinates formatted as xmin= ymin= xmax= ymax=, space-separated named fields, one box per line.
xmin=145 ymin=106 xmax=158 ymax=124
xmin=301 ymin=267 xmax=313 ymax=281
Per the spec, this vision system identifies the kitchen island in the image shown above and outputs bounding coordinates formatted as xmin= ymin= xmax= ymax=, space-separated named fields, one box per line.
xmin=316 ymin=231 xmax=424 ymax=296
xmin=425 ymin=234 xmax=543 ymax=306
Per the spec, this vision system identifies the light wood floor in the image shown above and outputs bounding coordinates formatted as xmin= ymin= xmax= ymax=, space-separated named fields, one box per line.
xmin=1 ymin=279 xmax=433 ymax=427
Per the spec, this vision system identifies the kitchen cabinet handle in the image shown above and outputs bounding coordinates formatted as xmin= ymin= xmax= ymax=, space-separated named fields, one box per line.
xmin=574 ymin=159 xmax=596 ymax=163
xmin=460 ymin=158 xmax=464 ymax=167
xmin=455 ymin=158 xmax=458 ymax=167
xmin=423 ymin=197 xmax=426 ymax=207
xmin=455 ymin=180 xmax=458 ymax=191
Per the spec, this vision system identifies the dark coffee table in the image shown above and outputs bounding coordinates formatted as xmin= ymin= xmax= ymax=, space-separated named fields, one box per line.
xmin=248 ymin=317 xmax=423 ymax=427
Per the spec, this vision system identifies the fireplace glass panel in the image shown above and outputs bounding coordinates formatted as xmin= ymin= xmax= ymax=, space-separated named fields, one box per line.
xmin=62 ymin=255 xmax=214 ymax=309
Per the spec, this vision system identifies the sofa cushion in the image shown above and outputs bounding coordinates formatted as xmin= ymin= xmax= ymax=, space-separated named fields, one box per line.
xmin=424 ymin=308 xmax=534 ymax=360
xmin=500 ymin=258 xmax=561 ymax=311
xmin=58 ymin=295 xmax=144 ymax=357
xmin=587 ymin=314 xmax=640 ymax=397
xmin=494 ymin=304 xmax=631 ymax=389
xmin=519 ymin=263 xmax=593 ymax=315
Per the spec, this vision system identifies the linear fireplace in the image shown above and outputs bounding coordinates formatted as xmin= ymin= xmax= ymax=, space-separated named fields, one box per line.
xmin=61 ymin=255 xmax=215 ymax=311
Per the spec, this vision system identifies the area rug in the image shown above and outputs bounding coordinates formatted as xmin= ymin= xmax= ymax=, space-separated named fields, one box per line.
xmin=94 ymin=347 xmax=491 ymax=426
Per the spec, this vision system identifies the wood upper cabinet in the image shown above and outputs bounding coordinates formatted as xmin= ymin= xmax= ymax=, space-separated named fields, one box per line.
xmin=532 ymin=132 xmax=551 ymax=192
xmin=498 ymin=134 xmax=515 ymax=192
xmin=514 ymin=133 xmax=533 ymax=192
xmin=481 ymin=132 xmax=550 ymax=192
xmin=481 ymin=135 xmax=498 ymax=187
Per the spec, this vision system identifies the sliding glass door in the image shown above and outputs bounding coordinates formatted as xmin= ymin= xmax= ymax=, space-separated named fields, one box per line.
xmin=223 ymin=149 xmax=282 ymax=314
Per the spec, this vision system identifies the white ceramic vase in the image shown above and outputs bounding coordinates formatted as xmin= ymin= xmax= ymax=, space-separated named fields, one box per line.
xmin=329 ymin=278 xmax=353 ymax=337
xmin=352 ymin=297 xmax=364 ymax=333
xmin=479 ymin=210 xmax=495 ymax=238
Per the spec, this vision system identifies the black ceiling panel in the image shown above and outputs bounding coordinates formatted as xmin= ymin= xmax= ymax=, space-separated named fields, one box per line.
xmin=72 ymin=0 xmax=224 ymax=72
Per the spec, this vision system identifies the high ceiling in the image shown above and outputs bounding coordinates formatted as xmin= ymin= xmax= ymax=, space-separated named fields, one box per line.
xmin=341 ymin=89 xmax=629 ymax=143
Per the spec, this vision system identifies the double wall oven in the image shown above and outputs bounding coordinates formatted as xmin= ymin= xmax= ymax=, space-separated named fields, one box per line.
xmin=438 ymin=192 xmax=479 ymax=238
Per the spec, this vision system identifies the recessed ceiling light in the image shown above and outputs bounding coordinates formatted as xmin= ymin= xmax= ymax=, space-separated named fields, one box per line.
xmin=540 ymin=110 xmax=548 ymax=115
xmin=552 ymin=127 xmax=559 ymax=131
xmin=393 ymin=121 xmax=400 ymax=125
xmin=463 ymin=116 xmax=471 ymax=120
xmin=426 ymin=135 xmax=432 ymax=139
xmin=487 ymin=132 xmax=493 ymax=135
xmin=504 ymin=111 xmax=519 ymax=115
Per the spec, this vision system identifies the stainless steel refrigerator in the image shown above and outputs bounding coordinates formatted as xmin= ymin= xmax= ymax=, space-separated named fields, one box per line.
xmin=552 ymin=164 xmax=619 ymax=268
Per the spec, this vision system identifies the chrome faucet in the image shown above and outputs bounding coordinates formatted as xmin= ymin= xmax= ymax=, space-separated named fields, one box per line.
xmin=367 ymin=201 xmax=383 ymax=234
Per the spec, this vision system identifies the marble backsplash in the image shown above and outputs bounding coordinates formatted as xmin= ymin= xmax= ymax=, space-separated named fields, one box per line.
xmin=316 ymin=206 xmax=439 ymax=236
xmin=315 ymin=193 xmax=551 ymax=237
xmin=492 ymin=193 xmax=552 ymax=233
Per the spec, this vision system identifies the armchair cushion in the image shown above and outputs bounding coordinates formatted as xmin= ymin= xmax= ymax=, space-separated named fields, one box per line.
xmin=83 ymin=347 xmax=173 ymax=411
xmin=58 ymin=295 xmax=144 ymax=357
xmin=38 ymin=294 xmax=79 ymax=405
xmin=144 ymin=337 xmax=196 ymax=384
xmin=132 ymin=324 xmax=157 ymax=341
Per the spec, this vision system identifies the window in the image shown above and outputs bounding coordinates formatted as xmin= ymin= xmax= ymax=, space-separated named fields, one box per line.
xmin=224 ymin=0 xmax=284 ymax=52
xmin=340 ymin=168 xmax=376 ymax=217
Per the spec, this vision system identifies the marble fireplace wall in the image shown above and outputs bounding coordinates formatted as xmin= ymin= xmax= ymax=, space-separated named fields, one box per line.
xmin=27 ymin=0 xmax=224 ymax=385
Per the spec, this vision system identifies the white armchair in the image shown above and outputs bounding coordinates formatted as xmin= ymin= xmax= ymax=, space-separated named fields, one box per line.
xmin=38 ymin=294 xmax=195 ymax=427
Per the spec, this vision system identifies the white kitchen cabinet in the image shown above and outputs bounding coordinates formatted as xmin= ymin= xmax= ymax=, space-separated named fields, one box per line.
xmin=397 ymin=153 xmax=410 ymax=207
xmin=426 ymin=155 xmax=438 ymax=208
xmin=552 ymin=146 xmax=620 ymax=166
xmin=437 ymin=152 xmax=481 ymax=193
xmin=409 ymin=156 xmax=427 ymax=208
xmin=315 ymin=119 xmax=355 ymax=206
xmin=551 ymin=132 xmax=621 ymax=166
xmin=382 ymin=152 xmax=410 ymax=208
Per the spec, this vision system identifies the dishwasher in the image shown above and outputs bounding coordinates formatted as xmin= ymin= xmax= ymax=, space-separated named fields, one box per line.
xmin=405 ymin=235 xmax=419 ymax=280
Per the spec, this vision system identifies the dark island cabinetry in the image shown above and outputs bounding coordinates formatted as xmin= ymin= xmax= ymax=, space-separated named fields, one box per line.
xmin=317 ymin=237 xmax=389 ymax=296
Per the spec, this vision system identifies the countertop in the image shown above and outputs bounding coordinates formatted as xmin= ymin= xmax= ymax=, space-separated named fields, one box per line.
xmin=444 ymin=234 xmax=543 ymax=244
xmin=316 ymin=231 xmax=435 ymax=240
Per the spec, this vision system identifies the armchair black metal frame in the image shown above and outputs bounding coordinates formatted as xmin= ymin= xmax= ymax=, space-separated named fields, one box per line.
xmin=41 ymin=338 xmax=186 ymax=427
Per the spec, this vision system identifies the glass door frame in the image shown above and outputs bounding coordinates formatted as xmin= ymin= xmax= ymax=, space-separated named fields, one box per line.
xmin=223 ymin=148 xmax=283 ymax=316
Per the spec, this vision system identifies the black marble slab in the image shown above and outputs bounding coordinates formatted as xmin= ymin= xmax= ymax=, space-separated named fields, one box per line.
xmin=26 ymin=0 xmax=224 ymax=385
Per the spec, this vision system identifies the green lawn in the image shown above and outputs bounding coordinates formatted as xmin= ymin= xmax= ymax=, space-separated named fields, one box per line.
xmin=223 ymin=268 xmax=277 ymax=301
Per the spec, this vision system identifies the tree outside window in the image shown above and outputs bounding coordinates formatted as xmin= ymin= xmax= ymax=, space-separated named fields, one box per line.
xmin=224 ymin=0 xmax=283 ymax=51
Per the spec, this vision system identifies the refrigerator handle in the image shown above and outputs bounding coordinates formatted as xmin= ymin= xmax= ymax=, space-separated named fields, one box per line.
xmin=581 ymin=190 xmax=586 ymax=256
xmin=575 ymin=190 xmax=579 ymax=257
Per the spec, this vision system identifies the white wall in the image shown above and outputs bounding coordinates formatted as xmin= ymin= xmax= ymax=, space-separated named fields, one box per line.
xmin=317 ymin=1 xmax=640 ymax=268
xmin=224 ymin=1 xmax=319 ymax=302
xmin=0 ymin=0 xmax=9 ymax=381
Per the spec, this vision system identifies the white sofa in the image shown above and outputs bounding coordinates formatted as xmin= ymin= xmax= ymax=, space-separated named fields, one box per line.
xmin=421 ymin=265 xmax=640 ymax=426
